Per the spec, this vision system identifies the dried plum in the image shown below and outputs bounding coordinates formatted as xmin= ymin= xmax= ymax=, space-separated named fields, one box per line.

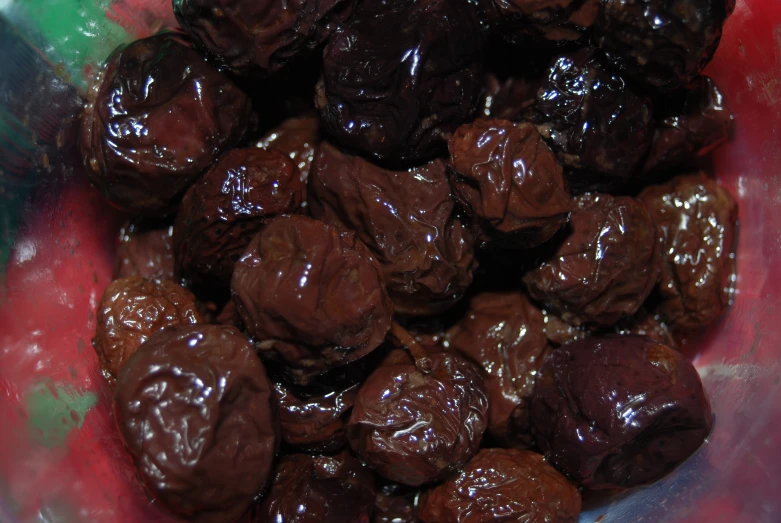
xmin=528 ymin=48 xmax=653 ymax=190
xmin=316 ymin=0 xmax=484 ymax=162
xmin=94 ymin=276 xmax=202 ymax=381
xmin=231 ymin=215 xmax=392 ymax=384
xmin=595 ymin=0 xmax=733 ymax=91
xmin=114 ymin=222 xmax=177 ymax=282
xmin=80 ymin=33 xmax=251 ymax=215
xmin=418 ymin=448 xmax=581 ymax=522
xmin=523 ymin=193 xmax=661 ymax=327
xmin=639 ymin=172 xmax=737 ymax=330
xmin=530 ymin=335 xmax=713 ymax=489
xmin=309 ymin=141 xmax=477 ymax=315
xmin=448 ymin=119 xmax=572 ymax=248
xmin=256 ymin=115 xmax=321 ymax=184
xmin=348 ymin=346 xmax=488 ymax=486
xmin=115 ymin=324 xmax=277 ymax=522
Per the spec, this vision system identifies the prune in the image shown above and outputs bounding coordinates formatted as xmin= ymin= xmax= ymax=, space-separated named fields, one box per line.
xmin=374 ymin=481 xmax=420 ymax=523
xmin=614 ymin=309 xmax=676 ymax=348
xmin=256 ymin=115 xmax=321 ymax=184
xmin=479 ymin=0 xmax=600 ymax=44
xmin=94 ymin=276 xmax=202 ymax=381
xmin=523 ymin=193 xmax=661 ymax=327
xmin=256 ymin=451 xmax=375 ymax=523
xmin=80 ymin=33 xmax=251 ymax=215
xmin=316 ymin=0 xmax=484 ymax=163
xmin=231 ymin=215 xmax=392 ymax=384
xmin=479 ymin=74 xmax=539 ymax=121
xmin=348 ymin=347 xmax=488 ymax=486
xmin=595 ymin=0 xmax=733 ymax=91
xmin=114 ymin=324 xmax=277 ymax=522
xmin=273 ymin=380 xmax=359 ymax=452
xmin=418 ymin=448 xmax=581 ymax=523
xmin=174 ymin=0 xmax=357 ymax=76
xmin=528 ymin=48 xmax=653 ymax=190
xmin=643 ymin=77 xmax=734 ymax=174
xmin=309 ymin=142 xmax=477 ymax=315
xmin=448 ymin=119 xmax=572 ymax=249
xmin=639 ymin=172 xmax=737 ymax=330
xmin=114 ymin=222 xmax=177 ymax=282
xmin=174 ymin=148 xmax=304 ymax=285
xmin=530 ymin=335 xmax=713 ymax=489
xmin=446 ymin=292 xmax=551 ymax=447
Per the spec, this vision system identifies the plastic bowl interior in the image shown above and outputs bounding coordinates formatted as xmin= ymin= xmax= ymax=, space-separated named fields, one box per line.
xmin=1 ymin=1 xmax=780 ymax=522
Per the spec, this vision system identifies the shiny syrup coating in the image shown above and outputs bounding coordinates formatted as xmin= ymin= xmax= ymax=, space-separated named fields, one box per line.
xmin=418 ymin=448 xmax=581 ymax=523
xmin=530 ymin=335 xmax=713 ymax=489
xmin=80 ymin=33 xmax=251 ymax=215
xmin=446 ymin=292 xmax=551 ymax=447
xmin=174 ymin=147 xmax=304 ymax=285
xmin=643 ymin=76 xmax=734 ymax=175
xmin=94 ymin=276 xmax=202 ymax=381
xmin=308 ymin=141 xmax=477 ymax=316
xmin=231 ymin=215 xmax=392 ymax=385
xmin=373 ymin=480 xmax=421 ymax=523
xmin=114 ymin=222 xmax=177 ymax=282
xmin=348 ymin=349 xmax=489 ymax=486
xmin=273 ymin=379 xmax=359 ymax=452
xmin=595 ymin=0 xmax=733 ymax=91
xmin=528 ymin=47 xmax=653 ymax=191
xmin=448 ymin=119 xmax=572 ymax=249
xmin=316 ymin=0 xmax=484 ymax=163
xmin=256 ymin=115 xmax=321 ymax=184
xmin=114 ymin=324 xmax=277 ymax=522
xmin=523 ymin=193 xmax=661 ymax=327
xmin=174 ymin=0 xmax=357 ymax=76
xmin=639 ymin=172 xmax=737 ymax=331
xmin=256 ymin=451 xmax=375 ymax=523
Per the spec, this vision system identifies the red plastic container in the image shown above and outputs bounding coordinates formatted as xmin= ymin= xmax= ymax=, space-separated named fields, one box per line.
xmin=1 ymin=1 xmax=780 ymax=521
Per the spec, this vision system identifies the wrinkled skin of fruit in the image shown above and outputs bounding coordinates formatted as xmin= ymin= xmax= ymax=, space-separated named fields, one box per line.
xmin=595 ymin=0 xmax=733 ymax=91
xmin=527 ymin=47 xmax=653 ymax=191
xmin=523 ymin=193 xmax=661 ymax=327
xmin=642 ymin=76 xmax=734 ymax=175
xmin=273 ymin=379 xmax=359 ymax=452
xmin=639 ymin=172 xmax=737 ymax=331
xmin=115 ymin=324 xmax=277 ymax=522
xmin=446 ymin=292 xmax=551 ymax=447
xmin=256 ymin=451 xmax=375 ymax=523
xmin=418 ymin=448 xmax=581 ymax=523
xmin=174 ymin=0 xmax=357 ymax=76
xmin=348 ymin=349 xmax=488 ymax=486
xmin=114 ymin=222 xmax=177 ymax=282
xmin=231 ymin=215 xmax=392 ymax=384
xmin=80 ymin=33 xmax=251 ymax=215
xmin=614 ymin=309 xmax=677 ymax=348
xmin=309 ymin=141 xmax=477 ymax=316
xmin=174 ymin=148 xmax=304 ymax=285
xmin=317 ymin=0 xmax=484 ymax=163
xmin=448 ymin=119 xmax=572 ymax=249
xmin=530 ymin=335 xmax=713 ymax=489
xmin=94 ymin=276 xmax=202 ymax=381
